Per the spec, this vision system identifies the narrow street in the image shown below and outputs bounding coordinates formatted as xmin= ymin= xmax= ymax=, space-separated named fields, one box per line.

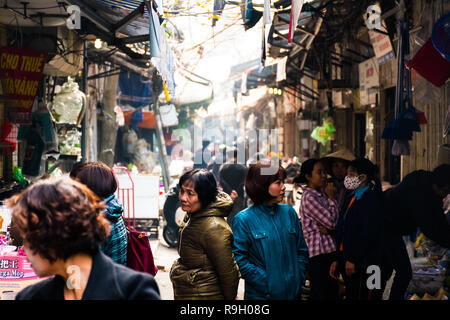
xmin=0 ymin=0 xmax=449 ymax=306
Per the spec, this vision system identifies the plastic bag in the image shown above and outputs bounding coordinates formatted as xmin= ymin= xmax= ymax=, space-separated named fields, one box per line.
xmin=392 ymin=139 xmax=410 ymax=156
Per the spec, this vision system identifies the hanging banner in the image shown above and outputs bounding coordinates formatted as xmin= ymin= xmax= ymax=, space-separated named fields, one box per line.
xmin=263 ymin=0 xmax=272 ymax=25
xmin=368 ymin=27 xmax=395 ymax=65
xmin=0 ymin=47 xmax=48 ymax=124
xmin=148 ymin=0 xmax=176 ymax=95
xmin=359 ymin=57 xmax=379 ymax=106
xmin=276 ymin=56 xmax=287 ymax=82
xmin=288 ymin=0 xmax=305 ymax=43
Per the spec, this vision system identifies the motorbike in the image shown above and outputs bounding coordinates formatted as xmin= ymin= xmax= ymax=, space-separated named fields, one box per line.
xmin=162 ymin=180 xmax=186 ymax=248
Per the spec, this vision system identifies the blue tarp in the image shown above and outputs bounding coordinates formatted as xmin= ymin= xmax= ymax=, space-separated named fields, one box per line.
xmin=117 ymin=69 xmax=153 ymax=108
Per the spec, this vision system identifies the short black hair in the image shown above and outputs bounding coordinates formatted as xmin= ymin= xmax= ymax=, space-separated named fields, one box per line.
xmin=349 ymin=158 xmax=383 ymax=197
xmin=178 ymin=169 xmax=218 ymax=209
xmin=294 ymin=158 xmax=321 ymax=184
xmin=70 ymin=162 xmax=117 ymax=199
xmin=245 ymin=162 xmax=286 ymax=205
xmin=432 ymin=164 xmax=450 ymax=188
xmin=348 ymin=158 xmax=377 ymax=179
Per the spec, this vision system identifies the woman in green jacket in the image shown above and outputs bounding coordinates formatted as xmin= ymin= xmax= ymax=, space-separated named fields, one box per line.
xmin=170 ymin=169 xmax=240 ymax=300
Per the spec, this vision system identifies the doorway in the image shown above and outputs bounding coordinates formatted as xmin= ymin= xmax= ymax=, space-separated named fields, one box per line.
xmin=384 ymin=87 xmax=401 ymax=185
xmin=354 ymin=113 xmax=366 ymax=158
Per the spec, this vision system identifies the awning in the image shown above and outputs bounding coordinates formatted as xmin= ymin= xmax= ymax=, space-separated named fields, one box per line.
xmin=233 ymin=63 xmax=277 ymax=99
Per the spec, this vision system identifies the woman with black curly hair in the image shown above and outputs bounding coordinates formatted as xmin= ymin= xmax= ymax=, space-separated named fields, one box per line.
xmin=6 ymin=177 xmax=160 ymax=300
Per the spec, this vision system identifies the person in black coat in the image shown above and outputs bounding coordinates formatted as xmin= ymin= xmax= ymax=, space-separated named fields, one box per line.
xmin=381 ymin=164 xmax=450 ymax=300
xmin=329 ymin=158 xmax=385 ymax=300
xmin=218 ymin=147 xmax=248 ymax=226
xmin=6 ymin=177 xmax=160 ymax=300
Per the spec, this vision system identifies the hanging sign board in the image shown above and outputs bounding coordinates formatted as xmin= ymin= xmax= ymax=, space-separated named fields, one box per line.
xmin=359 ymin=57 xmax=379 ymax=106
xmin=159 ymin=104 xmax=179 ymax=128
xmin=0 ymin=47 xmax=48 ymax=124
xmin=0 ymin=206 xmax=11 ymax=233
xmin=369 ymin=27 xmax=395 ymax=65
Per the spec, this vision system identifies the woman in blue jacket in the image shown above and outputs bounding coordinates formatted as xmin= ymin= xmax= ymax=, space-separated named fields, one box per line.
xmin=329 ymin=158 xmax=385 ymax=300
xmin=232 ymin=162 xmax=309 ymax=300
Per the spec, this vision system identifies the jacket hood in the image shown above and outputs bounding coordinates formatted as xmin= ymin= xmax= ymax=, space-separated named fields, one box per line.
xmin=191 ymin=191 xmax=234 ymax=219
xmin=104 ymin=194 xmax=124 ymax=222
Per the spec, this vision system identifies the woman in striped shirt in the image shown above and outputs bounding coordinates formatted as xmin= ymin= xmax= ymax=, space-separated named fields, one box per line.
xmin=297 ymin=158 xmax=339 ymax=300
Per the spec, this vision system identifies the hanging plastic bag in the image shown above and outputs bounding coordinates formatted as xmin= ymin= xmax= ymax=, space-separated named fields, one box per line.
xmin=392 ymin=139 xmax=410 ymax=156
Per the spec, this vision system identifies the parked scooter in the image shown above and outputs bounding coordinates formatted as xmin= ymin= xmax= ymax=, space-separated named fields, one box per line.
xmin=161 ymin=162 xmax=193 ymax=248
xmin=162 ymin=181 xmax=185 ymax=248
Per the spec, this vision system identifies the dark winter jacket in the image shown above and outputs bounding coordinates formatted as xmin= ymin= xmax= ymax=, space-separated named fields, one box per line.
xmin=336 ymin=186 xmax=384 ymax=272
xmin=169 ymin=191 xmax=240 ymax=300
xmin=219 ymin=162 xmax=248 ymax=198
xmin=15 ymin=251 xmax=160 ymax=300
xmin=383 ymin=170 xmax=450 ymax=248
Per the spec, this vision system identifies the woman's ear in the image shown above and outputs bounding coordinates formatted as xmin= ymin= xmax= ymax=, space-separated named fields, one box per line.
xmin=305 ymin=173 xmax=311 ymax=182
xmin=359 ymin=173 xmax=368 ymax=184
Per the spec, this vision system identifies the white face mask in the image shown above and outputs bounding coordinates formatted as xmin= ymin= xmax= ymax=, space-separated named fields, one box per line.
xmin=344 ymin=175 xmax=361 ymax=190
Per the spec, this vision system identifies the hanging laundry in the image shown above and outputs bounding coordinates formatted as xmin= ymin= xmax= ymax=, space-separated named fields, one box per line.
xmin=263 ymin=0 xmax=272 ymax=25
xmin=118 ymin=69 xmax=154 ymax=108
xmin=241 ymin=0 xmax=263 ymax=30
xmin=288 ymin=0 xmax=305 ymax=43
xmin=212 ymin=0 xmax=226 ymax=27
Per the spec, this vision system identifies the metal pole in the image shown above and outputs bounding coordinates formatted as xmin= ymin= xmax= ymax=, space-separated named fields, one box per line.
xmin=152 ymin=71 xmax=171 ymax=193
xmin=394 ymin=0 xmax=405 ymax=119
xmin=81 ymin=40 xmax=88 ymax=163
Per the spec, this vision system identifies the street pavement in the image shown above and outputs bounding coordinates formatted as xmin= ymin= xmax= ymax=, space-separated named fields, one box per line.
xmin=150 ymin=231 xmax=245 ymax=300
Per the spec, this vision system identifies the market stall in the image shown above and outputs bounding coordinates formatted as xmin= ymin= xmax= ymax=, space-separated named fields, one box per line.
xmin=0 ymin=205 xmax=45 ymax=300
xmin=405 ymin=195 xmax=450 ymax=300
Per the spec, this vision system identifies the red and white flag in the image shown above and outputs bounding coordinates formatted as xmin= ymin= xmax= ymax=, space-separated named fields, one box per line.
xmin=288 ymin=0 xmax=305 ymax=43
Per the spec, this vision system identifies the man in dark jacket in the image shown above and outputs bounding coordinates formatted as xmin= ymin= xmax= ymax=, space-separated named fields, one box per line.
xmin=218 ymin=147 xmax=248 ymax=226
xmin=381 ymin=164 xmax=450 ymax=300
xmin=193 ymin=140 xmax=211 ymax=169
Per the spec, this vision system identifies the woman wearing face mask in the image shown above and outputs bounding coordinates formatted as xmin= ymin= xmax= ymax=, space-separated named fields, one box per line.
xmin=296 ymin=159 xmax=339 ymax=300
xmin=329 ymin=158 xmax=385 ymax=300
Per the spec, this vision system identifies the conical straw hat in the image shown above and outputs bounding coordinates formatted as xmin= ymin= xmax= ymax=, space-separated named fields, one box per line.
xmin=322 ymin=148 xmax=356 ymax=162
xmin=320 ymin=149 xmax=356 ymax=176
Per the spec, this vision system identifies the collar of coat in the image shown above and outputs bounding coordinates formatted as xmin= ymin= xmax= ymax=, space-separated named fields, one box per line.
xmin=254 ymin=203 xmax=279 ymax=215
xmin=351 ymin=184 xmax=371 ymax=200
xmin=189 ymin=191 xmax=234 ymax=220
xmin=52 ymin=251 xmax=126 ymax=299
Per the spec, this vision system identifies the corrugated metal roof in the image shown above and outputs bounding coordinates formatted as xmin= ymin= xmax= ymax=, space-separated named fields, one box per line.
xmin=96 ymin=0 xmax=144 ymax=11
